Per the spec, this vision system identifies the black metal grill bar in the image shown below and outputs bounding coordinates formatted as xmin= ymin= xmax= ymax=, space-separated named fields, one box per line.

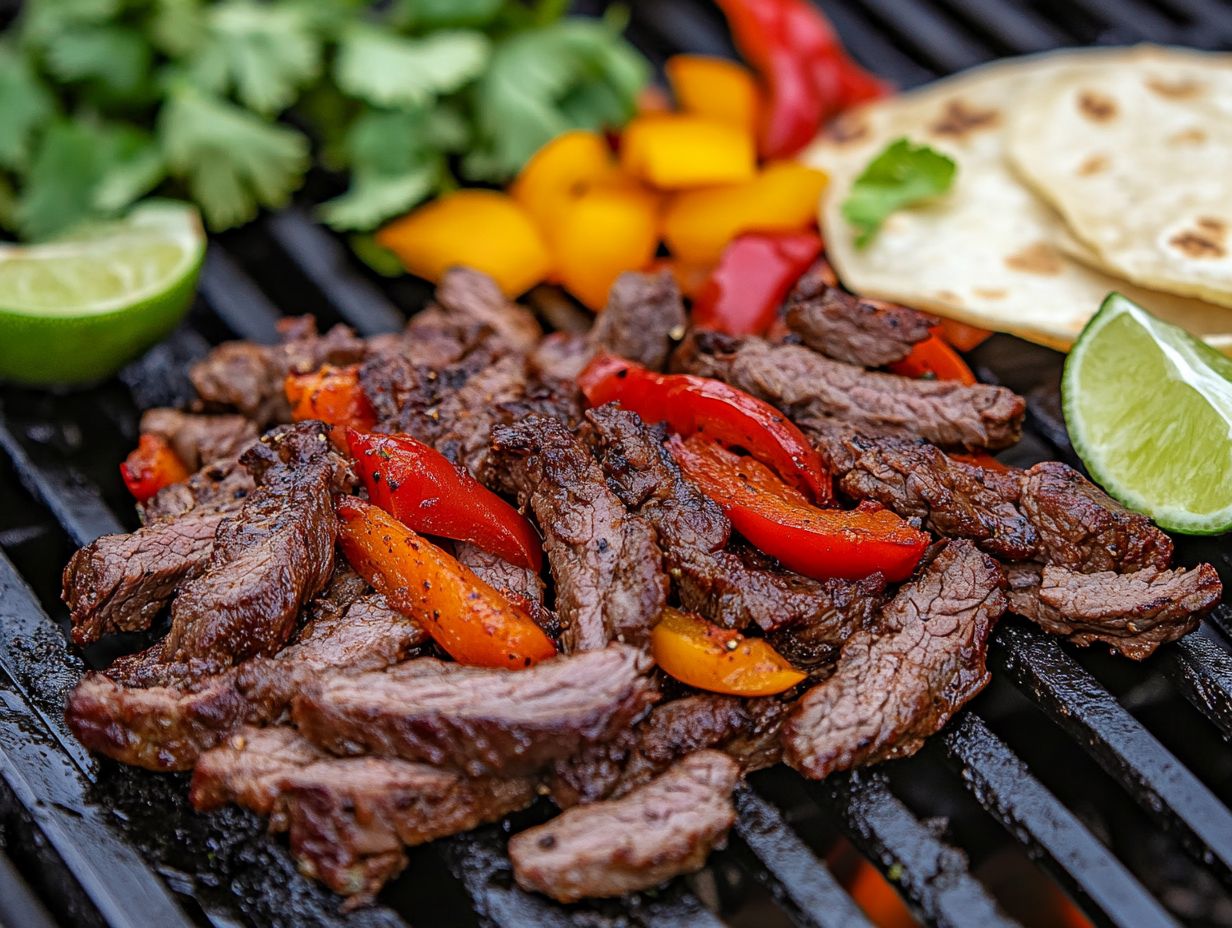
xmin=1065 ymin=0 xmax=1180 ymax=41
xmin=994 ymin=623 xmax=1232 ymax=885
xmin=0 ymin=850 xmax=57 ymax=928
xmin=199 ymin=248 xmax=283 ymax=344
xmin=1159 ymin=632 xmax=1232 ymax=742
xmin=837 ymin=0 xmax=993 ymax=72
xmin=810 ymin=770 xmax=1018 ymax=928
xmin=935 ymin=0 xmax=1068 ymax=53
xmin=940 ymin=713 xmax=1179 ymax=928
xmin=731 ymin=788 xmax=875 ymax=928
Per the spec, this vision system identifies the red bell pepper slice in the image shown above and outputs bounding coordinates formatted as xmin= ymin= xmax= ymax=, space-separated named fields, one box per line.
xmin=693 ymin=231 xmax=823 ymax=336
xmin=284 ymin=364 xmax=377 ymax=445
xmin=120 ymin=433 xmax=190 ymax=503
xmin=670 ymin=434 xmax=929 ymax=582
xmin=578 ymin=352 xmax=832 ymax=503
xmin=888 ymin=332 xmax=976 ymax=385
xmin=348 ymin=430 xmax=542 ymax=573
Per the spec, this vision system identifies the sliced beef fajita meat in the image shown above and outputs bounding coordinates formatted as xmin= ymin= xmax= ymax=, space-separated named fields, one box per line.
xmin=589 ymin=270 xmax=687 ymax=371
xmin=190 ymin=317 xmax=365 ymax=426
xmin=140 ymin=457 xmax=254 ymax=523
xmin=192 ymin=727 xmax=535 ymax=902
xmin=428 ymin=354 xmax=530 ymax=475
xmin=434 ymin=266 xmax=543 ymax=357
xmin=454 ymin=541 xmax=545 ymax=605
xmin=551 ymin=695 xmax=786 ymax=808
xmin=139 ymin=408 xmax=258 ymax=471
xmin=529 ymin=332 xmax=596 ymax=383
xmin=510 ymin=750 xmax=739 ymax=903
xmin=1006 ymin=562 xmax=1220 ymax=660
xmin=292 ymin=645 xmax=658 ymax=777
xmin=491 ymin=415 xmax=668 ymax=650
xmin=784 ymin=264 xmax=937 ymax=367
xmin=65 ymin=565 xmax=428 ymax=771
xmin=680 ymin=332 xmax=1024 ymax=451
xmin=1018 ymin=461 xmax=1173 ymax=573
xmin=783 ymin=540 xmax=1005 ymax=779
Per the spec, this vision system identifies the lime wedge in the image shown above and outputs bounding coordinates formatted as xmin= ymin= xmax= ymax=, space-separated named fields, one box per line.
xmin=0 ymin=200 xmax=205 ymax=385
xmin=1063 ymin=292 xmax=1232 ymax=534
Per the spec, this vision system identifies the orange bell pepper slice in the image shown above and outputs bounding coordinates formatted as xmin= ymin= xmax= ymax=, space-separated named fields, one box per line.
xmin=662 ymin=160 xmax=827 ymax=265
xmin=666 ymin=55 xmax=760 ymax=135
xmin=120 ymin=434 xmax=190 ymax=503
xmin=376 ymin=190 xmax=552 ymax=297
xmin=284 ymin=364 xmax=377 ymax=447
xmin=550 ymin=184 xmax=660 ymax=311
xmin=888 ymin=332 xmax=976 ymax=385
xmin=671 ymin=434 xmax=929 ymax=582
xmin=651 ymin=607 xmax=805 ymax=697
xmin=510 ymin=130 xmax=623 ymax=234
xmin=949 ymin=452 xmax=1011 ymax=474
xmin=336 ymin=496 xmax=556 ymax=669
xmin=937 ymin=319 xmax=993 ymax=352
xmin=620 ymin=114 xmax=756 ymax=190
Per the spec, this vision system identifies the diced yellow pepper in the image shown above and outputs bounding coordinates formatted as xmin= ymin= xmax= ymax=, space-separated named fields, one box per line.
xmin=551 ymin=185 xmax=660 ymax=311
xmin=510 ymin=131 xmax=621 ymax=234
xmin=666 ymin=55 xmax=760 ymax=136
xmin=620 ymin=114 xmax=756 ymax=190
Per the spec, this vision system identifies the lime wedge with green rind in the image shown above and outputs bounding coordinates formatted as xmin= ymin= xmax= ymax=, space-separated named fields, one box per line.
xmin=1063 ymin=291 xmax=1232 ymax=535
xmin=0 ymin=200 xmax=205 ymax=386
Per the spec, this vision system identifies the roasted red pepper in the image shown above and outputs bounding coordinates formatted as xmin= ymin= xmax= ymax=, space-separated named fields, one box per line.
xmin=693 ymin=231 xmax=823 ymax=336
xmin=671 ymin=434 xmax=929 ymax=581
xmin=284 ymin=364 xmax=377 ymax=445
xmin=120 ymin=433 xmax=190 ymax=503
xmin=348 ymin=430 xmax=542 ymax=572
xmin=888 ymin=332 xmax=977 ymax=385
xmin=950 ymin=452 xmax=1011 ymax=474
xmin=578 ymin=352 xmax=831 ymax=503
xmin=716 ymin=0 xmax=890 ymax=159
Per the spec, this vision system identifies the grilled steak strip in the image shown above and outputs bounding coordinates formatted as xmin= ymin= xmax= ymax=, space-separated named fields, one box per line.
xmin=292 ymin=645 xmax=657 ymax=777
xmin=783 ymin=540 xmax=1005 ymax=779
xmin=679 ymin=332 xmax=1024 ymax=451
xmin=784 ymin=264 xmax=937 ymax=367
xmin=510 ymin=750 xmax=739 ymax=903
xmin=491 ymin=415 xmax=668 ymax=650
xmin=140 ymin=457 xmax=255 ymax=523
xmin=1006 ymin=562 xmax=1220 ymax=660
xmin=551 ymin=694 xmax=786 ymax=808
xmin=434 ymin=266 xmax=543 ymax=358
xmin=139 ymin=408 xmax=259 ymax=471
xmin=192 ymin=727 xmax=535 ymax=902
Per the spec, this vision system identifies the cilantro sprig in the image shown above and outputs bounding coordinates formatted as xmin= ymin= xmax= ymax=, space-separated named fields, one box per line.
xmin=841 ymin=138 xmax=957 ymax=248
xmin=0 ymin=0 xmax=648 ymax=239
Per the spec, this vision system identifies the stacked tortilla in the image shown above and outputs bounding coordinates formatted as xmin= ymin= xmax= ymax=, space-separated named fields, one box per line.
xmin=805 ymin=46 xmax=1232 ymax=352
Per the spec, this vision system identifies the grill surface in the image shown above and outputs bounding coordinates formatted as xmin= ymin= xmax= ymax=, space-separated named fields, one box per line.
xmin=3 ymin=2 xmax=1232 ymax=927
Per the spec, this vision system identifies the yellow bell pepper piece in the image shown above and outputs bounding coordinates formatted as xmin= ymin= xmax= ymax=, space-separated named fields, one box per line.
xmin=663 ymin=161 xmax=827 ymax=265
xmin=666 ymin=55 xmax=759 ymax=136
xmin=376 ymin=190 xmax=551 ymax=297
xmin=510 ymin=131 xmax=621 ymax=234
xmin=551 ymin=185 xmax=659 ymax=311
xmin=620 ymin=114 xmax=756 ymax=190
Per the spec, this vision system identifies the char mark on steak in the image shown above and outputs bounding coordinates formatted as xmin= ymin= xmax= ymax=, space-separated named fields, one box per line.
xmin=139 ymin=408 xmax=259 ymax=472
xmin=510 ymin=750 xmax=739 ymax=903
xmin=434 ymin=266 xmax=543 ymax=358
xmin=783 ymin=540 xmax=1005 ymax=779
xmin=551 ymin=694 xmax=786 ymax=808
xmin=291 ymin=645 xmax=658 ymax=777
xmin=1007 ymin=561 xmax=1220 ymax=660
xmin=784 ymin=262 xmax=937 ymax=367
xmin=139 ymin=457 xmax=255 ymax=523
xmin=679 ymin=332 xmax=1024 ymax=451
xmin=491 ymin=415 xmax=668 ymax=650
xmin=192 ymin=727 xmax=535 ymax=903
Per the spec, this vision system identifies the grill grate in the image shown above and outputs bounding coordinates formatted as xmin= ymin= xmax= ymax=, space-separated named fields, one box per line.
xmin=3 ymin=2 xmax=1232 ymax=927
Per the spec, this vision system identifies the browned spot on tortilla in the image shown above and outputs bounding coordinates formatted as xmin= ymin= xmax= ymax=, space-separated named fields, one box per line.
xmin=1076 ymin=154 xmax=1109 ymax=176
xmin=1005 ymin=242 xmax=1064 ymax=275
xmin=826 ymin=115 xmax=869 ymax=144
xmin=974 ymin=288 xmax=1008 ymax=300
xmin=1168 ymin=227 xmax=1226 ymax=259
xmin=1145 ymin=75 xmax=1203 ymax=98
xmin=935 ymin=290 xmax=962 ymax=304
xmin=929 ymin=99 xmax=999 ymax=138
xmin=1169 ymin=127 xmax=1208 ymax=145
xmin=1197 ymin=217 xmax=1226 ymax=236
xmin=1077 ymin=90 xmax=1117 ymax=122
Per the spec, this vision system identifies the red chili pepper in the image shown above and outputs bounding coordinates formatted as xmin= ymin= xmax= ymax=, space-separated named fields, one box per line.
xmin=284 ymin=364 xmax=377 ymax=446
xmin=693 ymin=231 xmax=823 ymax=337
xmin=347 ymin=430 xmax=543 ymax=572
xmin=120 ymin=433 xmax=190 ymax=503
xmin=670 ymin=434 xmax=928 ymax=582
xmin=578 ymin=352 xmax=831 ymax=503
xmin=888 ymin=332 xmax=977 ymax=385
xmin=716 ymin=0 xmax=890 ymax=159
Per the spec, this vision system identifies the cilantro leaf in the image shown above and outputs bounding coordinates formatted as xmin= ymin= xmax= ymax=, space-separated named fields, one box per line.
xmin=334 ymin=26 xmax=489 ymax=109
xmin=18 ymin=0 xmax=121 ymax=47
xmin=148 ymin=0 xmax=206 ymax=57
xmin=318 ymin=162 xmax=440 ymax=232
xmin=158 ymin=86 xmax=308 ymax=230
xmin=0 ymin=173 xmax=17 ymax=233
xmin=92 ymin=128 xmax=165 ymax=214
xmin=841 ymin=137 xmax=957 ymax=248
xmin=393 ymin=0 xmax=505 ymax=30
xmin=16 ymin=121 xmax=107 ymax=240
xmin=0 ymin=45 xmax=55 ymax=172
xmin=44 ymin=25 xmax=153 ymax=103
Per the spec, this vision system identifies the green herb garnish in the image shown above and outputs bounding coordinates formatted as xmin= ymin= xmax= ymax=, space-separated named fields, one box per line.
xmin=841 ymin=137 xmax=956 ymax=248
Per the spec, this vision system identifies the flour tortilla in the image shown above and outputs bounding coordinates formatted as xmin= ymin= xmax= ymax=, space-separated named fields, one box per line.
xmin=1007 ymin=46 xmax=1232 ymax=308
xmin=805 ymin=47 xmax=1232 ymax=353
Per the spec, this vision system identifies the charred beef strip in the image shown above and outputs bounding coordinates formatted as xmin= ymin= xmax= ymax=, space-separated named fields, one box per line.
xmin=192 ymin=727 xmax=535 ymax=902
xmin=454 ymin=541 xmax=545 ymax=605
xmin=1006 ymin=562 xmax=1220 ymax=660
xmin=783 ymin=540 xmax=1004 ymax=779
xmin=140 ymin=457 xmax=255 ymax=523
xmin=434 ymin=266 xmax=543 ymax=358
xmin=491 ymin=415 xmax=668 ymax=650
xmin=291 ymin=645 xmax=658 ymax=777
xmin=551 ymin=694 xmax=786 ymax=808
xmin=784 ymin=264 xmax=937 ymax=367
xmin=510 ymin=750 xmax=739 ymax=903
xmin=139 ymin=408 xmax=259 ymax=471
xmin=679 ymin=332 xmax=1024 ymax=451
